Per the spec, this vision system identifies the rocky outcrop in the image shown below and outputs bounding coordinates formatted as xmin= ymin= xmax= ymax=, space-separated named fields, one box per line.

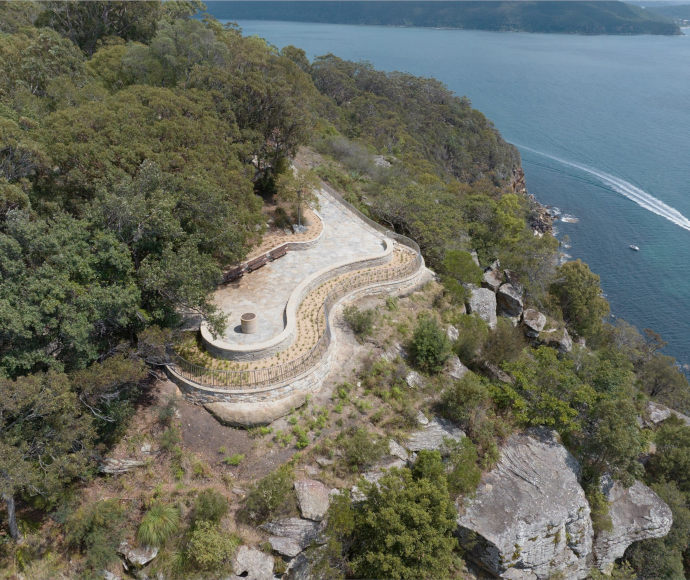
xmin=539 ymin=325 xmax=573 ymax=354
xmin=407 ymin=415 xmax=465 ymax=453
xmin=446 ymin=324 xmax=459 ymax=342
xmin=503 ymin=270 xmax=523 ymax=294
xmin=522 ymin=309 xmax=546 ymax=338
xmin=118 ymin=542 xmax=158 ymax=568
xmin=497 ymin=283 xmax=524 ymax=318
xmin=482 ymin=268 xmax=503 ymax=292
xmin=644 ymin=400 xmax=690 ymax=427
xmin=204 ymin=391 xmax=307 ymax=427
xmin=593 ymin=476 xmax=673 ymax=572
xmin=405 ymin=371 xmax=424 ymax=389
xmin=456 ymin=429 xmax=593 ymax=579
xmin=294 ymin=479 xmax=330 ymax=521
xmin=445 ymin=355 xmax=469 ymax=380
xmin=100 ymin=458 xmax=146 ymax=474
xmin=467 ymin=287 xmax=497 ymax=329
xmin=261 ymin=517 xmax=324 ymax=558
xmin=233 ymin=545 xmax=274 ymax=580
xmin=389 ymin=439 xmax=409 ymax=461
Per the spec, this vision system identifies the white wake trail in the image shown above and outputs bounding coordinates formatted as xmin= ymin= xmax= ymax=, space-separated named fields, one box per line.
xmin=518 ymin=145 xmax=690 ymax=233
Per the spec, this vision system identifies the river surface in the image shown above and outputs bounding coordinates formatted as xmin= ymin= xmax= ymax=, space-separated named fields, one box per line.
xmin=217 ymin=18 xmax=690 ymax=367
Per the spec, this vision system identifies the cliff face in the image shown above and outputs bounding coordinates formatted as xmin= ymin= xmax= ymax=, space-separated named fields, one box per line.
xmin=456 ymin=429 xmax=673 ymax=579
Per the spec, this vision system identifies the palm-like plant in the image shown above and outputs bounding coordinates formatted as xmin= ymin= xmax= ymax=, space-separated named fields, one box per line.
xmin=137 ymin=502 xmax=180 ymax=547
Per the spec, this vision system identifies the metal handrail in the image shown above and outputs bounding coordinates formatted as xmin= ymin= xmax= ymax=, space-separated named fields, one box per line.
xmin=170 ymin=251 xmax=421 ymax=390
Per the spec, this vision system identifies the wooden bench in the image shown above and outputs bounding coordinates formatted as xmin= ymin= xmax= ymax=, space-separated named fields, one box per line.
xmin=222 ymin=265 xmax=245 ymax=284
xmin=246 ymin=254 xmax=269 ymax=272
xmin=269 ymin=245 xmax=288 ymax=261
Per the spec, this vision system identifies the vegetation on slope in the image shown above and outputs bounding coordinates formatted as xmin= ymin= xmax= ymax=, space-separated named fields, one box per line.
xmin=209 ymin=1 xmax=682 ymax=35
xmin=0 ymin=1 xmax=689 ymax=578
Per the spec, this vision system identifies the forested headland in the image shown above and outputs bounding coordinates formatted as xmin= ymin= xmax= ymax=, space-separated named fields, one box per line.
xmin=1 ymin=2 xmax=690 ymax=578
xmin=209 ymin=1 xmax=682 ymax=35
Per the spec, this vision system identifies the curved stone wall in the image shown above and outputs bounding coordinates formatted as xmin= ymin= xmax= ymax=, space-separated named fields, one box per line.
xmin=166 ymin=259 xmax=429 ymax=404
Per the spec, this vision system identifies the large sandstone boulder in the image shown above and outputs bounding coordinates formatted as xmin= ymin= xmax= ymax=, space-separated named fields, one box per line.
xmin=444 ymin=355 xmax=469 ymax=380
xmin=482 ymin=268 xmax=503 ymax=292
xmin=456 ymin=429 xmax=593 ymax=579
xmin=497 ymin=283 xmax=524 ymax=318
xmin=233 ymin=545 xmax=274 ymax=580
xmin=467 ymin=287 xmax=497 ymax=329
xmin=594 ymin=475 xmax=673 ymax=572
xmin=539 ymin=325 xmax=573 ymax=354
xmin=260 ymin=517 xmax=324 ymax=558
xmin=522 ymin=309 xmax=547 ymax=338
xmin=644 ymin=400 xmax=690 ymax=427
xmin=204 ymin=391 xmax=307 ymax=427
xmin=118 ymin=542 xmax=158 ymax=568
xmin=503 ymin=270 xmax=524 ymax=294
xmin=100 ymin=458 xmax=146 ymax=474
xmin=294 ymin=479 xmax=330 ymax=521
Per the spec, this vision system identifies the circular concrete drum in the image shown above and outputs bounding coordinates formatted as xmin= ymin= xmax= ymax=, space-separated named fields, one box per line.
xmin=241 ymin=312 xmax=257 ymax=334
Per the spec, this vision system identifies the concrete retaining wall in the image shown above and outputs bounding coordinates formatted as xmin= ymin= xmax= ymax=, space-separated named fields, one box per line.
xmin=166 ymin=256 xmax=429 ymax=405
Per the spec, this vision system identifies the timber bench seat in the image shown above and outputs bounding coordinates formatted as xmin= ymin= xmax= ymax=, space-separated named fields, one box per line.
xmin=269 ymin=245 xmax=288 ymax=261
xmin=222 ymin=265 xmax=245 ymax=283
xmin=246 ymin=255 xmax=269 ymax=272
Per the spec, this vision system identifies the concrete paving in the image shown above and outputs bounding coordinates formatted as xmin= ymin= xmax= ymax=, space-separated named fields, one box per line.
xmin=212 ymin=191 xmax=387 ymax=345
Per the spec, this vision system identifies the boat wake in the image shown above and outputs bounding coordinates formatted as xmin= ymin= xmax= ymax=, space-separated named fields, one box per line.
xmin=518 ymin=145 xmax=690 ymax=233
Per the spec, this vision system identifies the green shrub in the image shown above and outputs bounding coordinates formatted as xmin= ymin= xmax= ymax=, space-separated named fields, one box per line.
xmin=159 ymin=426 xmax=181 ymax=451
xmin=441 ymin=372 xmax=492 ymax=431
xmin=273 ymin=206 xmax=292 ymax=229
xmin=241 ymin=464 xmax=295 ymax=524
xmin=442 ymin=250 xmax=483 ymax=285
xmin=452 ymin=314 xmax=489 ymax=364
xmin=193 ymin=489 xmax=229 ymax=525
xmin=293 ymin=425 xmax=310 ymax=449
xmin=586 ymin=486 xmax=613 ymax=534
xmin=446 ymin=439 xmax=482 ymax=496
xmin=65 ymin=500 xmax=126 ymax=571
xmin=337 ymin=427 xmax=387 ymax=471
xmin=223 ymin=453 xmax=244 ymax=466
xmin=483 ymin=317 xmax=526 ymax=366
xmin=343 ymin=305 xmax=375 ymax=339
xmin=137 ymin=502 xmax=180 ymax=546
xmin=410 ymin=314 xmax=451 ymax=373
xmin=188 ymin=521 xmax=240 ymax=571
xmin=350 ymin=460 xmax=457 ymax=580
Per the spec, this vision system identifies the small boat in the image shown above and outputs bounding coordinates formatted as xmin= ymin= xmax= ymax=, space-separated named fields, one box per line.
xmin=629 ymin=244 xmax=640 ymax=251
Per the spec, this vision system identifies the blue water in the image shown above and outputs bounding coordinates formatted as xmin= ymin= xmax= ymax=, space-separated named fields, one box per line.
xmin=223 ymin=20 xmax=690 ymax=366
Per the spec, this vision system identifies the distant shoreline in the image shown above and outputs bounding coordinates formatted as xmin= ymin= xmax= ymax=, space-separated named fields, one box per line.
xmin=207 ymin=1 xmax=682 ymax=36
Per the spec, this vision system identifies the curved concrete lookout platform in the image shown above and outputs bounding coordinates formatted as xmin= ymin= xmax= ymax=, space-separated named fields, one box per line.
xmin=201 ymin=191 xmax=390 ymax=360
xmin=167 ymin=186 xmax=428 ymax=415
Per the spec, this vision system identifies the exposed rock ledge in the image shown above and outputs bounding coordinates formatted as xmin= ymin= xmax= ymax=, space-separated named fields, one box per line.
xmin=594 ymin=475 xmax=672 ymax=572
xmin=457 ymin=428 xmax=593 ymax=579
xmin=204 ymin=391 xmax=307 ymax=427
xmin=456 ymin=428 xmax=672 ymax=579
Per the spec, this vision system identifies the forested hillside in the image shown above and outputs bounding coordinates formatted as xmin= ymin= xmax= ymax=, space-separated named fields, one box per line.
xmin=210 ymin=1 xmax=682 ymax=35
xmin=1 ymin=2 xmax=690 ymax=578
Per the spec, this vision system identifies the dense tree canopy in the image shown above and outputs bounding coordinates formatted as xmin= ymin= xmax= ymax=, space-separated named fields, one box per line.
xmin=0 ymin=3 xmax=688 ymax=578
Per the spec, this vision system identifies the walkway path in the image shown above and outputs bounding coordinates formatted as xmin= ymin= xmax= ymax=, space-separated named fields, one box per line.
xmin=211 ymin=190 xmax=387 ymax=346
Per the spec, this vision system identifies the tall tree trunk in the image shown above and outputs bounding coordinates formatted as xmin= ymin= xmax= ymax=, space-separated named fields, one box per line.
xmin=2 ymin=493 xmax=21 ymax=542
